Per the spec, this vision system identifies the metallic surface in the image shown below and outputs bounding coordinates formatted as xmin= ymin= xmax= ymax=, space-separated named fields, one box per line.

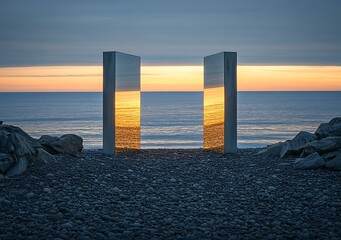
xmin=103 ymin=52 xmax=140 ymax=154
xmin=204 ymin=52 xmax=237 ymax=153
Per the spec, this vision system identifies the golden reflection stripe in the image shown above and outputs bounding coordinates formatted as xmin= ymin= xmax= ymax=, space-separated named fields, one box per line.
xmin=115 ymin=90 xmax=140 ymax=150
xmin=204 ymin=86 xmax=224 ymax=151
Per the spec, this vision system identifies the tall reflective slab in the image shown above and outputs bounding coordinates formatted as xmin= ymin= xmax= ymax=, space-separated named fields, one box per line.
xmin=204 ymin=52 xmax=237 ymax=153
xmin=103 ymin=51 xmax=140 ymax=154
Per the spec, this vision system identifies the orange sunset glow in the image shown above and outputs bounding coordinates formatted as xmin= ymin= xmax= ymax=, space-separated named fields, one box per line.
xmin=0 ymin=65 xmax=341 ymax=92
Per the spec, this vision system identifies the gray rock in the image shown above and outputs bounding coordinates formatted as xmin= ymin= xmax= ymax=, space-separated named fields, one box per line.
xmin=26 ymin=192 xmax=35 ymax=198
xmin=280 ymin=131 xmax=317 ymax=158
xmin=38 ymin=135 xmax=62 ymax=154
xmin=324 ymin=150 xmax=341 ymax=170
xmin=301 ymin=137 xmax=341 ymax=157
xmin=43 ymin=187 xmax=52 ymax=193
xmin=322 ymin=150 xmax=341 ymax=161
xmin=0 ymin=121 xmax=3 ymax=125
xmin=0 ymin=131 xmax=14 ymax=154
xmin=257 ymin=142 xmax=284 ymax=157
xmin=111 ymin=187 xmax=120 ymax=193
xmin=293 ymin=152 xmax=325 ymax=170
xmin=11 ymin=133 xmax=36 ymax=156
xmin=278 ymin=162 xmax=290 ymax=166
xmin=315 ymin=117 xmax=341 ymax=139
xmin=39 ymin=134 xmax=83 ymax=155
xmin=74 ymin=211 xmax=84 ymax=220
xmin=35 ymin=148 xmax=56 ymax=165
xmin=0 ymin=124 xmax=49 ymax=175
xmin=8 ymin=131 xmax=36 ymax=176
xmin=0 ymin=153 xmax=15 ymax=173
xmin=6 ymin=155 xmax=30 ymax=176
xmin=60 ymin=134 xmax=83 ymax=155
xmin=0 ymin=124 xmax=41 ymax=150
xmin=61 ymin=222 xmax=73 ymax=229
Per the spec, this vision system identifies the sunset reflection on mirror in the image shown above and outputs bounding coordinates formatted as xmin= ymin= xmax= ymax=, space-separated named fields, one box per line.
xmin=115 ymin=90 xmax=140 ymax=151
xmin=204 ymin=86 xmax=224 ymax=152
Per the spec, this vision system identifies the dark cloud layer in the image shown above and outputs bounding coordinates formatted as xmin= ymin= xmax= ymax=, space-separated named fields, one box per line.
xmin=0 ymin=0 xmax=340 ymax=66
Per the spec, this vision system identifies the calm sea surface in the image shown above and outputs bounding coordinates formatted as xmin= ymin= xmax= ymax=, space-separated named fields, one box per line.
xmin=0 ymin=92 xmax=340 ymax=149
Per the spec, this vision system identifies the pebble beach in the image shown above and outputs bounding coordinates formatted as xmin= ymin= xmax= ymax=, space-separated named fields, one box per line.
xmin=1 ymin=148 xmax=341 ymax=239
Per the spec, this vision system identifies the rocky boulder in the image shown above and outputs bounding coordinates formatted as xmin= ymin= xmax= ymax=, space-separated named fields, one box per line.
xmin=323 ymin=150 xmax=341 ymax=170
xmin=315 ymin=117 xmax=341 ymax=139
xmin=301 ymin=137 xmax=341 ymax=157
xmin=0 ymin=124 xmax=56 ymax=176
xmin=36 ymin=148 xmax=56 ymax=165
xmin=293 ymin=152 xmax=325 ymax=170
xmin=264 ymin=117 xmax=341 ymax=171
xmin=0 ymin=153 xmax=15 ymax=173
xmin=280 ymin=131 xmax=317 ymax=158
xmin=39 ymin=134 xmax=83 ymax=155
xmin=38 ymin=135 xmax=63 ymax=154
xmin=257 ymin=142 xmax=284 ymax=157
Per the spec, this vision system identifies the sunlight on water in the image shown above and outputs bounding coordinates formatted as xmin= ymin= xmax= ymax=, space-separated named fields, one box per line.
xmin=115 ymin=90 xmax=140 ymax=150
xmin=204 ymin=87 xmax=224 ymax=151
xmin=1 ymin=92 xmax=340 ymax=149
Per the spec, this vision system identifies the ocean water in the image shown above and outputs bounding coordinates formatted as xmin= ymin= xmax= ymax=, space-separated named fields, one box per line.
xmin=0 ymin=92 xmax=340 ymax=149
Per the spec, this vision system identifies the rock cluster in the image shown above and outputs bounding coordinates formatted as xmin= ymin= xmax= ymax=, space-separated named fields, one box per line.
xmin=258 ymin=117 xmax=341 ymax=170
xmin=0 ymin=123 xmax=83 ymax=177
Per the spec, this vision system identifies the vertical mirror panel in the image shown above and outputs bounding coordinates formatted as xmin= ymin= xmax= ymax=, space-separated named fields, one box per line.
xmin=103 ymin=51 xmax=140 ymax=154
xmin=115 ymin=52 xmax=141 ymax=151
xmin=204 ymin=53 xmax=225 ymax=152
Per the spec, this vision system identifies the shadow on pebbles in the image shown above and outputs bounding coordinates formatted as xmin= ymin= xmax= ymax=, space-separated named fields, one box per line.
xmin=1 ymin=149 xmax=340 ymax=239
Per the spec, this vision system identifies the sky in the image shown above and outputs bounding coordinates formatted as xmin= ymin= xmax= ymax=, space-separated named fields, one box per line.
xmin=0 ymin=0 xmax=341 ymax=91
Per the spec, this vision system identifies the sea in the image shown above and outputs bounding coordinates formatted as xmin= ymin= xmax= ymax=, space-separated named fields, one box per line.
xmin=0 ymin=92 xmax=340 ymax=149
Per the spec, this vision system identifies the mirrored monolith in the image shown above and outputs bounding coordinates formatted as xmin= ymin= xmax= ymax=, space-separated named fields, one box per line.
xmin=103 ymin=51 xmax=141 ymax=154
xmin=204 ymin=52 xmax=237 ymax=153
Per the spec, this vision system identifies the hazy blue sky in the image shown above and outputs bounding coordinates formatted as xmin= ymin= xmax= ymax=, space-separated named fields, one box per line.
xmin=0 ymin=0 xmax=340 ymax=66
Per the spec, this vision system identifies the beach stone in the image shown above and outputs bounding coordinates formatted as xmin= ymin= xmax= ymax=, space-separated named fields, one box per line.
xmin=280 ymin=131 xmax=317 ymax=158
xmin=43 ymin=187 xmax=52 ymax=193
xmin=301 ymin=137 xmax=341 ymax=157
xmin=257 ymin=142 xmax=284 ymax=157
xmin=61 ymin=222 xmax=73 ymax=229
xmin=26 ymin=192 xmax=35 ymax=198
xmin=111 ymin=187 xmax=120 ymax=193
xmin=315 ymin=117 xmax=341 ymax=139
xmin=293 ymin=152 xmax=325 ymax=170
xmin=0 ymin=153 xmax=15 ymax=173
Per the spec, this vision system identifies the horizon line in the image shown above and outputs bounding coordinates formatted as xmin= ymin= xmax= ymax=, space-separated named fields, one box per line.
xmin=1 ymin=90 xmax=341 ymax=93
